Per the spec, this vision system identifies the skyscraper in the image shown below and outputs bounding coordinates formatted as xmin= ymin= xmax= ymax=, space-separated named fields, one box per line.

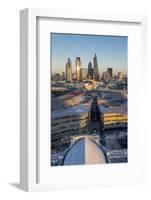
xmin=80 ymin=68 xmax=88 ymax=81
xmin=76 ymin=57 xmax=81 ymax=81
xmin=52 ymin=73 xmax=61 ymax=82
xmin=72 ymin=72 xmax=76 ymax=81
xmin=66 ymin=58 xmax=72 ymax=82
xmin=87 ymin=62 xmax=93 ymax=80
xmin=93 ymin=54 xmax=99 ymax=81
xmin=107 ymin=68 xmax=113 ymax=79
xmin=117 ymin=72 xmax=123 ymax=81
xmin=102 ymin=71 xmax=110 ymax=83
xmin=61 ymin=71 xmax=65 ymax=81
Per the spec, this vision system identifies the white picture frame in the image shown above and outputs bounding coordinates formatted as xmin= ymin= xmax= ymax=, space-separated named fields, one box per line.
xmin=20 ymin=8 xmax=147 ymax=191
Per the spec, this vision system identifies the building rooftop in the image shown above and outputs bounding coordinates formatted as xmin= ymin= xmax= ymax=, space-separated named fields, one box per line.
xmin=51 ymin=95 xmax=65 ymax=111
xmin=98 ymin=102 xmax=127 ymax=115
xmin=51 ymin=103 xmax=90 ymax=119
xmin=57 ymin=91 xmax=84 ymax=100
xmin=52 ymin=90 xmax=86 ymax=107
xmin=63 ymin=137 xmax=106 ymax=165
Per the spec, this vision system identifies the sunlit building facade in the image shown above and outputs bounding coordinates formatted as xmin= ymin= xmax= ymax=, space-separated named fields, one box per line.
xmin=80 ymin=68 xmax=88 ymax=81
xmin=99 ymin=104 xmax=127 ymax=129
xmin=117 ymin=72 xmax=123 ymax=81
xmin=76 ymin=57 xmax=81 ymax=81
xmin=66 ymin=58 xmax=72 ymax=82
xmin=102 ymin=71 xmax=110 ymax=82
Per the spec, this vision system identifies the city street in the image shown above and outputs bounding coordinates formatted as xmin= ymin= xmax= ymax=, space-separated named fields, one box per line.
xmin=89 ymin=95 xmax=101 ymax=134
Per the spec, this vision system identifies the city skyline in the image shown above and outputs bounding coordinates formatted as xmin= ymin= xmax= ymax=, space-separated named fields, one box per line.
xmin=51 ymin=33 xmax=128 ymax=75
xmin=51 ymin=33 xmax=128 ymax=166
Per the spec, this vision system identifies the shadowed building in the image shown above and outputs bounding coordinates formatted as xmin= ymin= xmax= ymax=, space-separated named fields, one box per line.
xmin=93 ymin=54 xmax=99 ymax=81
xmin=107 ymin=68 xmax=113 ymax=79
xmin=87 ymin=62 xmax=93 ymax=80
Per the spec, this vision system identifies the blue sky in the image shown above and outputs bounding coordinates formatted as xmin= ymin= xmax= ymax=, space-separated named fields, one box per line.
xmin=51 ymin=33 xmax=128 ymax=75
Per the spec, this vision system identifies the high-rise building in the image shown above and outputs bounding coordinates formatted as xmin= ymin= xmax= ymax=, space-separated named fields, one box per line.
xmin=61 ymin=71 xmax=65 ymax=81
xmin=80 ymin=68 xmax=88 ymax=81
xmin=102 ymin=71 xmax=110 ymax=83
xmin=52 ymin=73 xmax=61 ymax=82
xmin=66 ymin=58 xmax=72 ymax=82
xmin=72 ymin=72 xmax=76 ymax=81
xmin=107 ymin=68 xmax=113 ymax=79
xmin=87 ymin=62 xmax=93 ymax=79
xmin=117 ymin=72 xmax=123 ymax=81
xmin=76 ymin=57 xmax=81 ymax=81
xmin=93 ymin=54 xmax=99 ymax=81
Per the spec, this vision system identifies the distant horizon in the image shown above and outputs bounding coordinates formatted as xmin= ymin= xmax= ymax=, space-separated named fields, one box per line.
xmin=51 ymin=33 xmax=128 ymax=76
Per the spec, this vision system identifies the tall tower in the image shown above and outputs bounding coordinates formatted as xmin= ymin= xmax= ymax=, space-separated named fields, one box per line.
xmin=93 ymin=54 xmax=99 ymax=81
xmin=80 ymin=68 xmax=88 ymax=81
xmin=87 ymin=62 xmax=93 ymax=79
xmin=66 ymin=58 xmax=72 ymax=82
xmin=76 ymin=57 xmax=81 ymax=81
xmin=107 ymin=68 xmax=113 ymax=79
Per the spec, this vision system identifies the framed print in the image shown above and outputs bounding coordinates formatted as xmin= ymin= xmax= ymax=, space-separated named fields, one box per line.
xmin=20 ymin=8 xmax=147 ymax=191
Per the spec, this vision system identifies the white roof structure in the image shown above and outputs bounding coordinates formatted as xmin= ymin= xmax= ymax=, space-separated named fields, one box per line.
xmin=63 ymin=137 xmax=106 ymax=165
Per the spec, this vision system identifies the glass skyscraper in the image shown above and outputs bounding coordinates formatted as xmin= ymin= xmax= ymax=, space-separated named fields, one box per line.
xmin=66 ymin=58 xmax=72 ymax=82
xmin=93 ymin=54 xmax=99 ymax=81
xmin=76 ymin=57 xmax=81 ymax=81
xmin=87 ymin=62 xmax=93 ymax=80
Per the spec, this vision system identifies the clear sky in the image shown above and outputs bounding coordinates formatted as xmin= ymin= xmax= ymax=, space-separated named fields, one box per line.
xmin=51 ymin=33 xmax=127 ymax=75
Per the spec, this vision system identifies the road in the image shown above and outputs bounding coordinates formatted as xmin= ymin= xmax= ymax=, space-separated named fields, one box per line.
xmin=89 ymin=95 xmax=101 ymax=133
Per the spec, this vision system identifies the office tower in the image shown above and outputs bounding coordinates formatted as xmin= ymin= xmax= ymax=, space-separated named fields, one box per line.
xmin=76 ymin=57 xmax=81 ymax=81
xmin=87 ymin=62 xmax=93 ymax=79
xmin=52 ymin=73 xmax=61 ymax=82
xmin=80 ymin=68 xmax=88 ymax=81
xmin=102 ymin=71 xmax=110 ymax=83
xmin=72 ymin=72 xmax=76 ymax=80
xmin=62 ymin=71 xmax=65 ymax=78
xmin=117 ymin=72 xmax=123 ymax=81
xmin=93 ymin=54 xmax=99 ymax=81
xmin=66 ymin=58 xmax=72 ymax=82
xmin=107 ymin=68 xmax=113 ymax=79
xmin=61 ymin=71 xmax=65 ymax=81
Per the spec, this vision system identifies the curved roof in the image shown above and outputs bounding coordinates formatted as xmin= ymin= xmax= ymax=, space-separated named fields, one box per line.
xmin=63 ymin=137 xmax=106 ymax=165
